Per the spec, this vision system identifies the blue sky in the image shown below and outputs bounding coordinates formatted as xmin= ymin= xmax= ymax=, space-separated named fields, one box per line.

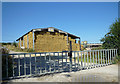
xmin=2 ymin=2 xmax=118 ymax=43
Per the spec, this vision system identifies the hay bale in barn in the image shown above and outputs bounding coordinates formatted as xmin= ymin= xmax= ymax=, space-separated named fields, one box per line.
xmin=16 ymin=27 xmax=80 ymax=52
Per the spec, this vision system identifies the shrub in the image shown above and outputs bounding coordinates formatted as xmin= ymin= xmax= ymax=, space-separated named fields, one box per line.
xmin=1 ymin=47 xmax=13 ymax=79
xmin=12 ymin=41 xmax=17 ymax=47
xmin=112 ymin=55 xmax=120 ymax=64
xmin=27 ymin=48 xmax=35 ymax=52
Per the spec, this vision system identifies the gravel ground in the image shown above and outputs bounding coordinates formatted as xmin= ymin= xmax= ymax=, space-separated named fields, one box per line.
xmin=8 ymin=64 xmax=118 ymax=82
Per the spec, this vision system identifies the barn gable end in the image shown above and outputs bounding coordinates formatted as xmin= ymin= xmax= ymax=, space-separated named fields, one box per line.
xmin=16 ymin=27 xmax=81 ymax=52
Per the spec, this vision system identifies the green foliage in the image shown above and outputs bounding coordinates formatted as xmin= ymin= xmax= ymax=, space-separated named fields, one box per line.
xmin=27 ymin=48 xmax=35 ymax=52
xmin=1 ymin=47 xmax=9 ymax=54
xmin=91 ymin=47 xmax=103 ymax=50
xmin=101 ymin=18 xmax=120 ymax=63
xmin=1 ymin=42 xmax=12 ymax=45
xmin=1 ymin=47 xmax=13 ymax=78
xmin=12 ymin=41 xmax=18 ymax=47
xmin=112 ymin=55 xmax=120 ymax=64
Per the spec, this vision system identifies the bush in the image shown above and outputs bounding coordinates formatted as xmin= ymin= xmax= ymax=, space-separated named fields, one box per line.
xmin=12 ymin=41 xmax=17 ymax=47
xmin=1 ymin=47 xmax=13 ymax=79
xmin=27 ymin=48 xmax=35 ymax=52
xmin=2 ymin=42 xmax=12 ymax=45
xmin=112 ymin=55 xmax=120 ymax=64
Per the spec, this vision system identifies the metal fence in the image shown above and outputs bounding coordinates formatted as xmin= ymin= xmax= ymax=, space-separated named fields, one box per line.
xmin=2 ymin=49 xmax=117 ymax=80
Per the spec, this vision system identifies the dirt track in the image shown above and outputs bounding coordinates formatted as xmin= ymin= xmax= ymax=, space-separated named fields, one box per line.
xmin=8 ymin=64 xmax=118 ymax=82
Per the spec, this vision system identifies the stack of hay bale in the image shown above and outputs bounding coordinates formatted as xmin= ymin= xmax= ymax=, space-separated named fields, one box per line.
xmin=24 ymin=34 xmax=27 ymax=48
xmin=28 ymin=31 xmax=33 ymax=49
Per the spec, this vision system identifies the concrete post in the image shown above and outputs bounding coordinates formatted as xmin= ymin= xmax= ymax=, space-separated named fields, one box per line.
xmin=33 ymin=30 xmax=34 ymax=50
xmin=66 ymin=33 xmax=69 ymax=51
xmin=79 ymin=37 xmax=81 ymax=50
xmin=23 ymin=36 xmax=24 ymax=47
xmin=69 ymin=41 xmax=72 ymax=72
xmin=67 ymin=33 xmax=69 ymax=45
xmin=20 ymin=38 xmax=21 ymax=48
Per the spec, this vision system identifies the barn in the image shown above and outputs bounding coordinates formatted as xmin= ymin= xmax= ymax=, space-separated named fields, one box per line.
xmin=16 ymin=27 xmax=81 ymax=52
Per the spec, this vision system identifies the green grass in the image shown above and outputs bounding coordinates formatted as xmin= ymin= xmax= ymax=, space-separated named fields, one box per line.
xmin=74 ymin=56 xmax=111 ymax=64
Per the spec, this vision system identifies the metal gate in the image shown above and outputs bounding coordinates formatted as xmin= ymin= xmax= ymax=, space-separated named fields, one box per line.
xmin=2 ymin=49 xmax=117 ymax=80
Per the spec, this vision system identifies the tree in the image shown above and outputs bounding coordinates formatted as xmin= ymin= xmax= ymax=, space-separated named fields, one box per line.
xmin=101 ymin=18 xmax=120 ymax=56
xmin=13 ymin=41 xmax=17 ymax=47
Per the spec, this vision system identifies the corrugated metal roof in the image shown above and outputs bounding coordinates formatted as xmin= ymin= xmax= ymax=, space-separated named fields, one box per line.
xmin=16 ymin=27 xmax=80 ymax=41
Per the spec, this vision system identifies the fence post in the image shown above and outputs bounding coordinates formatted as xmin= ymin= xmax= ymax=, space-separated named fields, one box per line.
xmin=45 ymin=53 xmax=47 ymax=73
xmin=74 ymin=52 xmax=76 ymax=71
xmin=18 ymin=55 xmax=21 ymax=76
xmin=53 ymin=53 xmax=56 ymax=72
xmin=49 ymin=53 xmax=51 ymax=73
xmin=84 ymin=51 xmax=86 ymax=69
xmin=81 ymin=51 xmax=83 ymax=69
xmin=29 ymin=54 xmax=32 ymax=75
xmin=98 ymin=50 xmax=99 ymax=67
xmin=35 ymin=54 xmax=37 ymax=74
xmin=12 ymin=55 xmax=14 ymax=78
xmin=106 ymin=49 xmax=108 ymax=65
xmin=116 ymin=49 xmax=117 ymax=58
xmin=110 ymin=49 xmax=111 ymax=64
xmin=93 ymin=50 xmax=94 ymax=68
xmin=66 ymin=52 xmax=67 ymax=69
xmin=24 ymin=54 xmax=26 ymax=76
xmin=103 ymin=50 xmax=105 ymax=65
xmin=69 ymin=41 xmax=72 ymax=72
xmin=6 ymin=55 xmax=8 ymax=78
xmin=95 ymin=50 xmax=97 ymax=67
xmin=90 ymin=50 xmax=91 ymax=68
xmin=114 ymin=49 xmax=116 ymax=58
xmin=108 ymin=49 xmax=109 ymax=65
xmin=58 ymin=52 xmax=60 ymax=72
xmin=69 ymin=51 xmax=72 ymax=72
xmin=62 ymin=52 xmax=63 ymax=72
xmin=87 ymin=50 xmax=89 ymax=69
xmin=39 ymin=53 xmax=41 ymax=74
xmin=77 ymin=52 xmax=80 ymax=70
xmin=100 ymin=50 xmax=102 ymax=67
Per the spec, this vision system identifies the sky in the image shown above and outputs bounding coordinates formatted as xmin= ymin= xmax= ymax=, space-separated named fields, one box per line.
xmin=2 ymin=2 xmax=118 ymax=43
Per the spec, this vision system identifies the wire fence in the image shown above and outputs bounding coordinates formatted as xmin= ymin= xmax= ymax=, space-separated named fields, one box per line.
xmin=2 ymin=49 xmax=117 ymax=80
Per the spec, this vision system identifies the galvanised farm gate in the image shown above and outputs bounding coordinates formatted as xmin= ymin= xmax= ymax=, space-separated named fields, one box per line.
xmin=2 ymin=49 xmax=117 ymax=80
